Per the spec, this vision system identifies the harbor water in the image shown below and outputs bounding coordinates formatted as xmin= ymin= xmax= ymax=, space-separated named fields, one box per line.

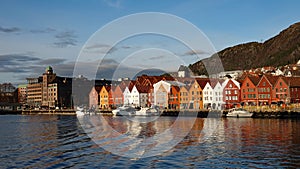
xmin=0 ymin=115 xmax=299 ymax=168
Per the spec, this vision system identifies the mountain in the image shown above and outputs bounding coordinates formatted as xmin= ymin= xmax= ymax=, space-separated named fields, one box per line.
xmin=189 ymin=22 xmax=300 ymax=75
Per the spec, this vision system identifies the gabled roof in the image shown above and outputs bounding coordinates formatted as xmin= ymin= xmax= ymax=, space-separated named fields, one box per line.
xmin=128 ymin=81 xmax=136 ymax=92
xmin=208 ymin=79 xmax=220 ymax=88
xmin=135 ymin=84 xmax=150 ymax=93
xmin=263 ymin=74 xmax=279 ymax=86
xmin=245 ymin=75 xmax=260 ymax=86
xmin=223 ymin=79 xmax=240 ymax=88
xmin=178 ymin=65 xmax=189 ymax=71
xmin=180 ymin=85 xmax=190 ymax=91
xmin=94 ymin=86 xmax=102 ymax=93
xmin=195 ymin=78 xmax=210 ymax=89
xmin=102 ymin=85 xmax=111 ymax=92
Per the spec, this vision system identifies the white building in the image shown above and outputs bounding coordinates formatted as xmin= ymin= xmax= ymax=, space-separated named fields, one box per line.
xmin=123 ymin=87 xmax=132 ymax=105
xmin=203 ymin=82 xmax=214 ymax=109
xmin=203 ymin=80 xmax=224 ymax=110
xmin=130 ymin=85 xmax=140 ymax=107
xmin=213 ymin=81 xmax=224 ymax=110
xmin=153 ymin=81 xmax=171 ymax=108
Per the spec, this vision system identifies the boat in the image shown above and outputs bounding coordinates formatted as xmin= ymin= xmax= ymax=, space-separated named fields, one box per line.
xmin=135 ymin=106 xmax=160 ymax=116
xmin=112 ymin=105 xmax=136 ymax=116
xmin=76 ymin=107 xmax=86 ymax=116
xmin=226 ymin=108 xmax=253 ymax=118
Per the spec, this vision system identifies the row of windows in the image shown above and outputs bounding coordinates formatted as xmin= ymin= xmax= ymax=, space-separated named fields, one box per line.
xmin=276 ymin=94 xmax=287 ymax=99
xmin=244 ymin=94 xmax=256 ymax=99
xmin=259 ymin=94 xmax=270 ymax=99
xmin=291 ymin=88 xmax=298 ymax=92
xmin=48 ymin=88 xmax=56 ymax=92
xmin=242 ymin=88 xmax=256 ymax=92
xmin=225 ymin=96 xmax=238 ymax=101
xmin=258 ymin=88 xmax=270 ymax=92
xmin=247 ymin=81 xmax=268 ymax=87
xmin=224 ymin=90 xmax=238 ymax=94
xmin=48 ymin=93 xmax=56 ymax=97
xmin=275 ymin=88 xmax=287 ymax=92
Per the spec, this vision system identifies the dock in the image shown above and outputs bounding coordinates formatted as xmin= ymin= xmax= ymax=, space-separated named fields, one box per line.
xmin=0 ymin=108 xmax=296 ymax=118
xmin=22 ymin=109 xmax=76 ymax=115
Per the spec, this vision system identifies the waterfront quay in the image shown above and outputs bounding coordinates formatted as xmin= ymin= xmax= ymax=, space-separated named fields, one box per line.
xmin=22 ymin=109 xmax=75 ymax=115
xmin=16 ymin=107 xmax=300 ymax=118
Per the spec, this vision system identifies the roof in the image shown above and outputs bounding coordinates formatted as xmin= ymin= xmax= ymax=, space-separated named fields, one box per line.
xmin=94 ymin=86 xmax=102 ymax=93
xmin=178 ymin=65 xmax=189 ymax=71
xmin=246 ymin=75 xmax=261 ymax=86
xmin=135 ymin=84 xmax=150 ymax=93
xmin=282 ymin=77 xmax=300 ymax=87
xmin=46 ymin=66 xmax=53 ymax=71
xmin=196 ymin=78 xmax=210 ymax=89
xmin=264 ymin=75 xmax=279 ymax=86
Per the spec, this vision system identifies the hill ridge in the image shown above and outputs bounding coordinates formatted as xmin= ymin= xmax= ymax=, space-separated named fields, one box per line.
xmin=189 ymin=22 xmax=300 ymax=75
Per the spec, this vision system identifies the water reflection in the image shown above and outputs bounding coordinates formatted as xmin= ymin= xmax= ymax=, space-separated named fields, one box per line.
xmin=78 ymin=115 xmax=202 ymax=158
xmin=0 ymin=115 xmax=299 ymax=168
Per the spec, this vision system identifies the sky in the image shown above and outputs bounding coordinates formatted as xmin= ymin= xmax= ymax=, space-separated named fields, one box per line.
xmin=1 ymin=0 xmax=300 ymax=85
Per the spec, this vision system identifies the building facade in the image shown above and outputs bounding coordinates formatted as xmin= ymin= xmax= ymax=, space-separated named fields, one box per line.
xmin=26 ymin=66 xmax=72 ymax=109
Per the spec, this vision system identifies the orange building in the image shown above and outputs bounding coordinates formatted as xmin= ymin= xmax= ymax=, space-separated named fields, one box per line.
xmin=240 ymin=75 xmax=260 ymax=105
xmin=257 ymin=75 xmax=278 ymax=105
xmin=188 ymin=80 xmax=203 ymax=110
xmin=273 ymin=76 xmax=290 ymax=104
xmin=180 ymin=85 xmax=189 ymax=110
xmin=99 ymin=85 xmax=111 ymax=109
xmin=169 ymin=85 xmax=180 ymax=109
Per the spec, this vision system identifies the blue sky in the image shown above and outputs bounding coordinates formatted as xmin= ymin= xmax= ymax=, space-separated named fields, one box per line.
xmin=1 ymin=0 xmax=300 ymax=84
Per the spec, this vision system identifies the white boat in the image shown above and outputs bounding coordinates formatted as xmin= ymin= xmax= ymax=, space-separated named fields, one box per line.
xmin=226 ymin=108 xmax=253 ymax=118
xmin=135 ymin=106 xmax=160 ymax=116
xmin=76 ymin=107 xmax=86 ymax=116
xmin=112 ymin=105 xmax=136 ymax=116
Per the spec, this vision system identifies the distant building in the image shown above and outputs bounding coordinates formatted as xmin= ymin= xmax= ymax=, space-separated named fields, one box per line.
xmin=17 ymin=84 xmax=27 ymax=104
xmin=0 ymin=83 xmax=18 ymax=103
xmin=0 ymin=83 xmax=19 ymax=110
xmin=89 ymin=86 xmax=102 ymax=109
xmin=26 ymin=66 xmax=72 ymax=108
xmin=26 ymin=77 xmax=42 ymax=107
xmin=178 ymin=65 xmax=190 ymax=78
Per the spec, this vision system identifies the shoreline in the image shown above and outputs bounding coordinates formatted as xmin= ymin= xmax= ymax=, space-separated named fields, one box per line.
xmin=0 ymin=109 xmax=299 ymax=118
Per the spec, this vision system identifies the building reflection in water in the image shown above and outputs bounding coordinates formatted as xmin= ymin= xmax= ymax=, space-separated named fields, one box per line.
xmin=78 ymin=115 xmax=209 ymax=158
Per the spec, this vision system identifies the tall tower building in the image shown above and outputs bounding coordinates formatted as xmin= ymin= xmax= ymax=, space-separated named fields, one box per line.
xmin=42 ymin=66 xmax=56 ymax=107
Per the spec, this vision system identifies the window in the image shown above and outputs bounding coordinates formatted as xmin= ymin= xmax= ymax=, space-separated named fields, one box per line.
xmin=263 ymin=82 xmax=266 ymax=86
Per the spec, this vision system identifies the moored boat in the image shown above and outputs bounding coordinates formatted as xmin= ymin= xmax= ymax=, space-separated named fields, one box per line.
xmin=226 ymin=108 xmax=253 ymax=118
xmin=76 ymin=107 xmax=86 ymax=116
xmin=135 ymin=106 xmax=160 ymax=116
xmin=112 ymin=105 xmax=136 ymax=116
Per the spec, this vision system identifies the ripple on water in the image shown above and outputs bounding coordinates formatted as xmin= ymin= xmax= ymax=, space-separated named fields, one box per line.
xmin=0 ymin=116 xmax=300 ymax=168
